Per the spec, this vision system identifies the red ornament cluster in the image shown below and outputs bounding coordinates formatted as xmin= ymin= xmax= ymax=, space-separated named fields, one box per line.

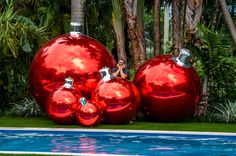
xmin=30 ymin=34 xmax=140 ymax=126
xmin=29 ymin=33 xmax=116 ymax=109
xmin=30 ymin=33 xmax=200 ymax=124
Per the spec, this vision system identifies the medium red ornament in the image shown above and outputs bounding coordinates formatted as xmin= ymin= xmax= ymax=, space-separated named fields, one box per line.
xmin=92 ymin=67 xmax=141 ymax=124
xmin=133 ymin=49 xmax=201 ymax=122
xmin=46 ymin=77 xmax=82 ymax=125
xmin=29 ymin=33 xmax=116 ymax=109
xmin=76 ymin=97 xmax=101 ymax=127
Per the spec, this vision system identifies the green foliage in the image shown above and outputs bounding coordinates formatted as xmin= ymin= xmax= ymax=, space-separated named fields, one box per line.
xmin=188 ymin=24 xmax=236 ymax=122
xmin=208 ymin=101 xmax=236 ymax=123
xmin=7 ymin=97 xmax=44 ymax=117
xmin=0 ymin=0 xmax=49 ymax=115
xmin=85 ymin=0 xmax=114 ymax=51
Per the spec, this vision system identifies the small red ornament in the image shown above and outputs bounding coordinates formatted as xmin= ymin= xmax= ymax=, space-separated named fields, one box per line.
xmin=76 ymin=97 xmax=101 ymax=127
xmin=29 ymin=33 xmax=116 ymax=109
xmin=133 ymin=49 xmax=201 ymax=122
xmin=46 ymin=77 xmax=82 ymax=125
xmin=92 ymin=67 xmax=141 ymax=124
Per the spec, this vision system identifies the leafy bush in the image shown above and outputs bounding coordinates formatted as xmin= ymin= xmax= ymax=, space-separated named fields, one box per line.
xmin=7 ymin=97 xmax=45 ymax=117
xmin=208 ymin=101 xmax=236 ymax=123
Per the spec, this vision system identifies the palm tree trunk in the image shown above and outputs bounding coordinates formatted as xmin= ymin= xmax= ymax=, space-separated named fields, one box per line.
xmin=153 ymin=0 xmax=161 ymax=56
xmin=124 ymin=0 xmax=146 ymax=70
xmin=172 ymin=0 xmax=181 ymax=55
xmin=112 ymin=0 xmax=127 ymax=62
xmin=184 ymin=0 xmax=203 ymax=45
xmin=71 ymin=0 xmax=84 ymax=33
xmin=137 ymin=0 xmax=146 ymax=64
xmin=163 ymin=0 xmax=170 ymax=54
xmin=210 ymin=0 xmax=219 ymax=30
xmin=196 ymin=76 xmax=209 ymax=116
xmin=219 ymin=0 xmax=236 ymax=47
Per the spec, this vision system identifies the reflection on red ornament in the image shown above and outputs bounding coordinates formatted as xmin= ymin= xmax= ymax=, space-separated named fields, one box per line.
xmin=92 ymin=67 xmax=141 ymax=124
xmin=133 ymin=49 xmax=201 ymax=122
xmin=77 ymin=97 xmax=101 ymax=127
xmin=45 ymin=77 xmax=82 ymax=125
xmin=29 ymin=33 xmax=116 ymax=109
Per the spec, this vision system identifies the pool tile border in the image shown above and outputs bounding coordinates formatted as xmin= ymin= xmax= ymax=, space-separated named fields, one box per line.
xmin=1 ymin=127 xmax=236 ymax=136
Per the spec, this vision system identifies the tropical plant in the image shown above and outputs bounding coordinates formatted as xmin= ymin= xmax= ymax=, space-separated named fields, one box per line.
xmin=0 ymin=0 xmax=48 ymax=115
xmin=219 ymin=0 xmax=236 ymax=47
xmin=153 ymin=0 xmax=161 ymax=56
xmin=85 ymin=0 xmax=114 ymax=51
xmin=189 ymin=24 xmax=236 ymax=116
xmin=125 ymin=0 xmax=146 ymax=70
xmin=7 ymin=97 xmax=44 ymax=117
xmin=208 ymin=100 xmax=236 ymax=123
xmin=111 ymin=0 xmax=127 ymax=62
xmin=71 ymin=0 xmax=84 ymax=33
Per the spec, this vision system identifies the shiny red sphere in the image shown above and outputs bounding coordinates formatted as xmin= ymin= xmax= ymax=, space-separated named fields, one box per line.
xmin=77 ymin=100 xmax=101 ymax=127
xmin=92 ymin=78 xmax=141 ymax=124
xmin=133 ymin=55 xmax=201 ymax=122
xmin=29 ymin=33 xmax=116 ymax=108
xmin=45 ymin=86 xmax=82 ymax=125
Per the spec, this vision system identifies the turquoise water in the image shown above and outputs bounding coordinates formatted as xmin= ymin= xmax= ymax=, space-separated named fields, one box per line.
xmin=0 ymin=129 xmax=236 ymax=155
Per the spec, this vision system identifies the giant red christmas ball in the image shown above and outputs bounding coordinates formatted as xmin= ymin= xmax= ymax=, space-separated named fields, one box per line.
xmin=45 ymin=78 xmax=82 ymax=125
xmin=76 ymin=97 xmax=101 ymax=127
xmin=92 ymin=67 xmax=141 ymax=124
xmin=29 ymin=33 xmax=116 ymax=108
xmin=133 ymin=49 xmax=201 ymax=122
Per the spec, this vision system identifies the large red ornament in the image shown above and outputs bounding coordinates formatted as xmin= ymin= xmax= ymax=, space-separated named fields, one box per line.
xmin=45 ymin=77 xmax=82 ymax=125
xmin=92 ymin=67 xmax=141 ymax=124
xmin=133 ymin=49 xmax=201 ymax=122
xmin=29 ymin=33 xmax=116 ymax=108
xmin=76 ymin=97 xmax=101 ymax=127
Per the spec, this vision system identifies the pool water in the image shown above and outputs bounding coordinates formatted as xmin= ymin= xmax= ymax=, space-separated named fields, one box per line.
xmin=0 ymin=129 xmax=236 ymax=155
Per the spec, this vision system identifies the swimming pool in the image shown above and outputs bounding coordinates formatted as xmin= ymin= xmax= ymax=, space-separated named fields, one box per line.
xmin=0 ymin=128 xmax=236 ymax=156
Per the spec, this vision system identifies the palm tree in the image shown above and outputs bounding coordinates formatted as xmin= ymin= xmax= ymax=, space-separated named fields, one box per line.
xmin=219 ymin=0 xmax=236 ymax=47
xmin=184 ymin=0 xmax=203 ymax=45
xmin=124 ymin=0 xmax=146 ymax=70
xmin=112 ymin=0 xmax=127 ymax=62
xmin=71 ymin=0 xmax=84 ymax=33
xmin=210 ymin=0 xmax=219 ymax=30
xmin=163 ymin=0 xmax=170 ymax=54
xmin=153 ymin=0 xmax=161 ymax=56
xmin=172 ymin=0 xmax=181 ymax=55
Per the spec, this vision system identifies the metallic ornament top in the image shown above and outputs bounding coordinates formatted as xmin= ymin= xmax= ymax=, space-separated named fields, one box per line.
xmin=99 ymin=66 xmax=115 ymax=82
xmin=133 ymin=54 xmax=201 ymax=122
xmin=29 ymin=33 xmax=116 ymax=108
xmin=172 ymin=48 xmax=192 ymax=68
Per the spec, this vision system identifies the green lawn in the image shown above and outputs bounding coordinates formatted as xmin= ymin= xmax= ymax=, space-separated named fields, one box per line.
xmin=0 ymin=116 xmax=235 ymax=132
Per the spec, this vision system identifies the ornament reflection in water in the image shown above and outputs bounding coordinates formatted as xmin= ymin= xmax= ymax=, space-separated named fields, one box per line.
xmin=46 ymin=77 xmax=82 ymax=125
xmin=92 ymin=67 xmax=141 ymax=124
xmin=134 ymin=49 xmax=201 ymax=122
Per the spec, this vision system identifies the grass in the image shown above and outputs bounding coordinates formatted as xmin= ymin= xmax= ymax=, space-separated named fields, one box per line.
xmin=0 ymin=116 xmax=236 ymax=132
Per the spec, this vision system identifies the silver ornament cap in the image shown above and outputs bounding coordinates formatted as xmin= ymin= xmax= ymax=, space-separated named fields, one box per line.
xmin=63 ymin=77 xmax=74 ymax=89
xmin=172 ymin=48 xmax=192 ymax=68
xmin=99 ymin=66 xmax=115 ymax=82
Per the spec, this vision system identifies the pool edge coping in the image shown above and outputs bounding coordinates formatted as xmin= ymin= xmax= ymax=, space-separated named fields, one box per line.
xmin=1 ymin=127 xmax=236 ymax=136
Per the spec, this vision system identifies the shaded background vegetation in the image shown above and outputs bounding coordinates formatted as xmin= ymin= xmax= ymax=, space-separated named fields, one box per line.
xmin=0 ymin=0 xmax=235 ymax=123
